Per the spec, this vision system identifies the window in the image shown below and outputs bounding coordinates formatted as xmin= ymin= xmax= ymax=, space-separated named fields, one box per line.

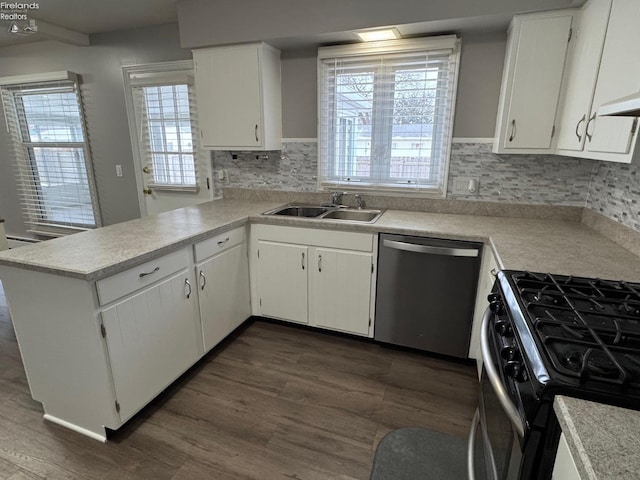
xmin=318 ymin=36 xmax=460 ymax=196
xmin=124 ymin=62 xmax=202 ymax=191
xmin=0 ymin=72 xmax=100 ymax=234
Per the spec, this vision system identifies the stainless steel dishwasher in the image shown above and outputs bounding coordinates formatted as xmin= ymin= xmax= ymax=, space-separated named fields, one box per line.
xmin=374 ymin=233 xmax=482 ymax=358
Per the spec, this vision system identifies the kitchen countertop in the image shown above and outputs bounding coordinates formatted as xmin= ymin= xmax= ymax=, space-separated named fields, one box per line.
xmin=1 ymin=198 xmax=640 ymax=282
xmin=554 ymin=396 xmax=640 ymax=480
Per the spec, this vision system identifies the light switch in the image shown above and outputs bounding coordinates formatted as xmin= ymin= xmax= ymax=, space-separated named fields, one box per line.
xmin=115 ymin=165 xmax=123 ymax=177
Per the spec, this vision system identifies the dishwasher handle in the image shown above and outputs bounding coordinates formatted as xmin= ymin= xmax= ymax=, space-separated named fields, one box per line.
xmin=382 ymin=239 xmax=480 ymax=258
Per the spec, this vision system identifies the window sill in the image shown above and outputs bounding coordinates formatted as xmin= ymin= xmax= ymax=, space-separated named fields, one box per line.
xmin=319 ymin=183 xmax=446 ymax=199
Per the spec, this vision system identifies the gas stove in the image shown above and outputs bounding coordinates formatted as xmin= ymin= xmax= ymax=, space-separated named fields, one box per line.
xmin=472 ymin=270 xmax=640 ymax=480
xmin=494 ymin=270 xmax=640 ymax=411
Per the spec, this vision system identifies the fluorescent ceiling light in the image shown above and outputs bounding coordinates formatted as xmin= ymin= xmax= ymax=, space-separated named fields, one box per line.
xmin=355 ymin=28 xmax=401 ymax=42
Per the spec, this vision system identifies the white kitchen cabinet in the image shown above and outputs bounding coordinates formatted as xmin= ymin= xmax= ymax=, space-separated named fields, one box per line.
xmin=193 ymin=42 xmax=282 ymax=151
xmin=555 ymin=0 xmax=640 ymax=162
xmin=555 ymin=0 xmax=612 ymax=152
xmin=493 ymin=11 xmax=574 ymax=154
xmin=195 ymin=229 xmax=251 ymax=352
xmin=582 ymin=0 xmax=640 ymax=162
xmin=101 ymin=270 xmax=203 ymax=422
xmin=255 ymin=240 xmax=309 ymax=324
xmin=310 ymin=248 xmax=373 ymax=336
xmin=251 ymin=225 xmax=376 ymax=337
xmin=552 ymin=433 xmax=582 ymax=480
xmin=469 ymin=245 xmax=499 ymax=377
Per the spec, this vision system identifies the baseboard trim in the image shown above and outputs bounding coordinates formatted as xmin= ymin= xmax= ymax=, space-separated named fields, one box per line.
xmin=43 ymin=414 xmax=107 ymax=442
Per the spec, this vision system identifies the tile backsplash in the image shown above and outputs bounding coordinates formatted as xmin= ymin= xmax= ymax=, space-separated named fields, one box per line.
xmin=213 ymin=140 xmax=596 ymax=205
xmin=587 ymin=160 xmax=640 ymax=232
xmin=213 ymin=140 xmax=640 ymax=234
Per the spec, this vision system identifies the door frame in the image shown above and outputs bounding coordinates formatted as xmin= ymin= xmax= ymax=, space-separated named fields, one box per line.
xmin=122 ymin=60 xmax=206 ymax=217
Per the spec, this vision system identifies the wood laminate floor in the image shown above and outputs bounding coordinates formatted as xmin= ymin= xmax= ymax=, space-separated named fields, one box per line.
xmin=0 ymin=282 xmax=478 ymax=479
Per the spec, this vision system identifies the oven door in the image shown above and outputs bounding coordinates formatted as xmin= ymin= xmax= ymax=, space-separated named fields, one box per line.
xmin=468 ymin=307 xmax=527 ymax=480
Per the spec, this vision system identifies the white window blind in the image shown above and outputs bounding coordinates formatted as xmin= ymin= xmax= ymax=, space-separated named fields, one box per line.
xmin=318 ymin=36 xmax=461 ymax=196
xmin=127 ymin=68 xmax=201 ymax=191
xmin=0 ymin=73 xmax=100 ymax=234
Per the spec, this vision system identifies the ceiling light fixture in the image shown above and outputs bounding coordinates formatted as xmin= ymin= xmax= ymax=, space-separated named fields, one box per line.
xmin=354 ymin=27 xmax=402 ymax=42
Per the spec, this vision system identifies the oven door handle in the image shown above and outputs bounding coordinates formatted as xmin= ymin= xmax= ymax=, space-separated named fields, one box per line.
xmin=480 ymin=306 xmax=526 ymax=439
xmin=467 ymin=408 xmax=480 ymax=480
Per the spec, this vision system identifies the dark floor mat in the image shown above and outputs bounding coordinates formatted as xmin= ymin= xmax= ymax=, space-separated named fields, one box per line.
xmin=370 ymin=427 xmax=467 ymax=480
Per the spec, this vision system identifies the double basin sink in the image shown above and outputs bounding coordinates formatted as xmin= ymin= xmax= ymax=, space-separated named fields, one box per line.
xmin=262 ymin=204 xmax=384 ymax=223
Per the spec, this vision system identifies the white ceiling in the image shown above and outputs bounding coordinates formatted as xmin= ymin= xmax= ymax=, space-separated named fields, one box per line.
xmin=0 ymin=0 xmax=587 ymax=49
xmin=29 ymin=0 xmax=179 ymax=34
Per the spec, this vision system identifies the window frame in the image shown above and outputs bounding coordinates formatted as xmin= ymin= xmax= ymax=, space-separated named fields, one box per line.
xmin=0 ymin=71 xmax=102 ymax=236
xmin=122 ymin=60 xmax=203 ymax=214
xmin=317 ymin=36 xmax=461 ymax=197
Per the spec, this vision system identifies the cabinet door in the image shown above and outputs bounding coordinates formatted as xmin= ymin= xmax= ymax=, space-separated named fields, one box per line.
xmin=556 ymin=0 xmax=612 ymax=152
xmin=197 ymin=243 xmax=251 ymax=352
xmin=499 ymin=14 xmax=572 ymax=150
xmin=101 ymin=271 xmax=203 ymax=421
xmin=255 ymin=241 xmax=308 ymax=324
xmin=585 ymin=0 xmax=640 ymax=157
xmin=193 ymin=45 xmax=262 ymax=149
xmin=311 ymin=248 xmax=373 ymax=336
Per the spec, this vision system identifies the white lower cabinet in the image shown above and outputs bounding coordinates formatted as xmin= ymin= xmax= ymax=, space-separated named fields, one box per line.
xmin=101 ymin=270 xmax=203 ymax=422
xmin=552 ymin=433 xmax=582 ymax=480
xmin=469 ymin=245 xmax=499 ymax=376
xmin=196 ymin=241 xmax=251 ymax=351
xmin=251 ymin=225 xmax=376 ymax=337
xmin=311 ymin=248 xmax=373 ymax=336
xmin=255 ymin=240 xmax=309 ymax=324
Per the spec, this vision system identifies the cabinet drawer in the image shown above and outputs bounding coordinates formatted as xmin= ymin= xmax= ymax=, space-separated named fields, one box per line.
xmin=194 ymin=226 xmax=245 ymax=262
xmin=96 ymin=248 xmax=190 ymax=306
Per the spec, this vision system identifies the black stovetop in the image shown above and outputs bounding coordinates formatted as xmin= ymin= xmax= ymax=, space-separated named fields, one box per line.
xmin=498 ymin=270 xmax=640 ymax=407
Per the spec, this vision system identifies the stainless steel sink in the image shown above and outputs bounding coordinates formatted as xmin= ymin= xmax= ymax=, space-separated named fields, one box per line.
xmin=263 ymin=204 xmax=384 ymax=223
xmin=321 ymin=209 xmax=382 ymax=222
xmin=263 ymin=205 xmax=328 ymax=217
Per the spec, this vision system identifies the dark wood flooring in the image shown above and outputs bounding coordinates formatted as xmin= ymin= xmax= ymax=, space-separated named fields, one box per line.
xmin=0 ymin=282 xmax=478 ymax=479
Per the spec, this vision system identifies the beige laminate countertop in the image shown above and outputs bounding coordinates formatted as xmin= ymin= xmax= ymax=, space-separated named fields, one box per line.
xmin=1 ymin=198 xmax=640 ymax=283
xmin=554 ymin=396 xmax=640 ymax=480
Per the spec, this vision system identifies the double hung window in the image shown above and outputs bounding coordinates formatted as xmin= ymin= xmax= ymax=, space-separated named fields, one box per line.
xmin=0 ymin=72 xmax=100 ymax=233
xmin=318 ymin=36 xmax=460 ymax=196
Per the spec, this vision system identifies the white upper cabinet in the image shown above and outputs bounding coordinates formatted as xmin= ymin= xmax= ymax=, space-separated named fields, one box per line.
xmin=583 ymin=0 xmax=640 ymax=161
xmin=555 ymin=0 xmax=612 ymax=152
xmin=493 ymin=11 xmax=574 ymax=154
xmin=193 ymin=42 xmax=282 ymax=151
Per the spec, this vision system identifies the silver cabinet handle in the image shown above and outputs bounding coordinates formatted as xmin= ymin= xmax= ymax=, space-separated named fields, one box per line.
xmin=318 ymin=254 xmax=322 ymax=272
xmin=467 ymin=409 xmax=480 ymax=480
xmin=585 ymin=113 xmax=596 ymax=142
xmin=383 ymin=239 xmax=479 ymax=258
xmin=139 ymin=266 xmax=159 ymax=278
xmin=301 ymin=252 xmax=305 ymax=270
xmin=480 ymin=306 xmax=525 ymax=438
xmin=575 ymin=114 xmax=586 ymax=142
xmin=184 ymin=278 xmax=192 ymax=299
xmin=255 ymin=124 xmax=259 ymax=143
xmin=217 ymin=237 xmax=230 ymax=247
xmin=508 ymin=119 xmax=516 ymax=142
xmin=199 ymin=270 xmax=206 ymax=290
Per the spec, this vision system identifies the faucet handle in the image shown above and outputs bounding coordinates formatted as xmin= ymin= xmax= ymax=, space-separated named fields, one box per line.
xmin=331 ymin=191 xmax=347 ymax=205
xmin=354 ymin=194 xmax=365 ymax=209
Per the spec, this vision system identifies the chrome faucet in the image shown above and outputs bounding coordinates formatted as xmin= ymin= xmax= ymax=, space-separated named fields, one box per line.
xmin=354 ymin=194 xmax=366 ymax=209
xmin=330 ymin=191 xmax=347 ymax=206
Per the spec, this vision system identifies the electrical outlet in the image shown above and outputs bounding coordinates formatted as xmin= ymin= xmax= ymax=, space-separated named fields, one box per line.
xmin=115 ymin=165 xmax=123 ymax=177
xmin=452 ymin=177 xmax=479 ymax=195
xmin=217 ymin=169 xmax=228 ymax=182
